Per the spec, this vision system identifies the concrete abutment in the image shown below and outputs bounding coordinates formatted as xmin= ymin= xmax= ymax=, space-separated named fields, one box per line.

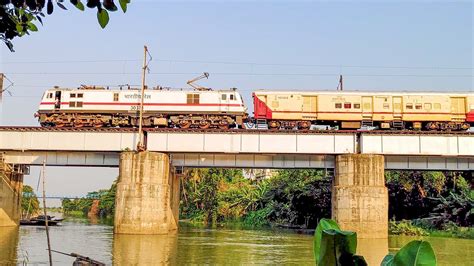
xmin=0 ymin=155 xmax=23 ymax=227
xmin=332 ymin=154 xmax=388 ymax=239
xmin=114 ymin=151 xmax=180 ymax=235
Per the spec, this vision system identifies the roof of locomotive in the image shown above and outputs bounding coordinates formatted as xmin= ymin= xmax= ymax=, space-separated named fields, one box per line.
xmin=253 ymin=90 xmax=474 ymax=96
xmin=45 ymin=87 xmax=241 ymax=93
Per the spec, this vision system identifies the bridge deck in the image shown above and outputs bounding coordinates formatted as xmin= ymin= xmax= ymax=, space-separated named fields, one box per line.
xmin=0 ymin=127 xmax=473 ymax=170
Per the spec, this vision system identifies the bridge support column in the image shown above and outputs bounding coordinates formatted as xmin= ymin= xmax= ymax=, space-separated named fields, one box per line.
xmin=332 ymin=154 xmax=388 ymax=239
xmin=114 ymin=151 xmax=180 ymax=235
xmin=0 ymin=159 xmax=23 ymax=227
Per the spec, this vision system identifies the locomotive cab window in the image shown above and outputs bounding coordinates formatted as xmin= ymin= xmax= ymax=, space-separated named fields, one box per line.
xmin=221 ymin=94 xmax=227 ymax=100
xmin=187 ymin=94 xmax=200 ymax=104
xmin=113 ymin=93 xmax=119 ymax=102
xmin=230 ymin=94 xmax=235 ymax=100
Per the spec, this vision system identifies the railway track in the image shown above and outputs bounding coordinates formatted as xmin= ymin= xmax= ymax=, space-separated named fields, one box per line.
xmin=0 ymin=126 xmax=473 ymax=135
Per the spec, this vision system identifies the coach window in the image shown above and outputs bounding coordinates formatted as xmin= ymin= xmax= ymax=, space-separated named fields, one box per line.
xmin=221 ymin=94 xmax=227 ymax=100
xmin=354 ymin=103 xmax=361 ymax=109
xmin=76 ymin=102 xmax=83 ymax=107
xmin=434 ymin=103 xmax=441 ymax=110
xmin=113 ymin=93 xmax=119 ymax=101
xmin=70 ymin=93 xmax=76 ymax=98
xmin=335 ymin=103 xmax=342 ymax=109
xmin=424 ymin=103 xmax=432 ymax=110
xmin=406 ymin=103 xmax=413 ymax=110
xmin=344 ymin=103 xmax=351 ymax=109
xmin=77 ymin=93 xmax=83 ymax=98
xmin=187 ymin=94 xmax=200 ymax=104
xmin=415 ymin=104 xmax=422 ymax=110
xmin=69 ymin=102 xmax=76 ymax=107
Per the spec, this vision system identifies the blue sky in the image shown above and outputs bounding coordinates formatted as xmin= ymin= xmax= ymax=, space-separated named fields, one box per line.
xmin=0 ymin=0 xmax=472 ymax=197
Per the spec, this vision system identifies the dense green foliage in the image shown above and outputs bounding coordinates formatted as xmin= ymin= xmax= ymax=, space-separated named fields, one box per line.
xmin=389 ymin=220 xmax=429 ymax=236
xmin=61 ymin=179 xmax=116 ymax=218
xmin=386 ymin=171 xmax=473 ymax=230
xmin=1 ymin=0 xmax=130 ymax=51
xmin=21 ymin=185 xmax=39 ymax=218
xmin=180 ymin=169 xmax=331 ymax=228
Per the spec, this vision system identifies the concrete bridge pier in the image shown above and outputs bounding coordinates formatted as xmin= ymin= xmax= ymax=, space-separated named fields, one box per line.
xmin=114 ymin=151 xmax=180 ymax=235
xmin=0 ymin=157 xmax=23 ymax=227
xmin=332 ymin=154 xmax=388 ymax=239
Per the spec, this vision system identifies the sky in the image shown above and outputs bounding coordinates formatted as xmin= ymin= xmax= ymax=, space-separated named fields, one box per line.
xmin=0 ymin=0 xmax=472 ymax=198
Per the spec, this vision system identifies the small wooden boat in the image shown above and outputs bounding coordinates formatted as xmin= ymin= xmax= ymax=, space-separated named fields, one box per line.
xmin=20 ymin=215 xmax=64 ymax=226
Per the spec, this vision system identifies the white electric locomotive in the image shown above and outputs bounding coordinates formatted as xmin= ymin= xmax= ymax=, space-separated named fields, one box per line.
xmin=35 ymin=86 xmax=248 ymax=129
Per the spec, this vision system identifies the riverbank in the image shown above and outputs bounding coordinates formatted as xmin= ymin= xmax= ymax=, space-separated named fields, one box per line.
xmin=5 ymin=217 xmax=473 ymax=265
xmin=52 ymin=169 xmax=472 ymax=240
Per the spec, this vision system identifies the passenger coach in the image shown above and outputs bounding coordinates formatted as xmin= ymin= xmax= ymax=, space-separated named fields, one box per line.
xmin=253 ymin=91 xmax=474 ymax=130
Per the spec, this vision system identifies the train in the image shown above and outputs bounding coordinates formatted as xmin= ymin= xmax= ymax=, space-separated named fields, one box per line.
xmin=36 ymin=86 xmax=474 ymax=131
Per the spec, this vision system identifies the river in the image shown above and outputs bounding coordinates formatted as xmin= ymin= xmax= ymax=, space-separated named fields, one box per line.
xmin=0 ymin=218 xmax=472 ymax=265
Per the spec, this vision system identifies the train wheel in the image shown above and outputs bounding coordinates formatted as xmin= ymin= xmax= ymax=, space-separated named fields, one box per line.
xmin=92 ymin=119 xmax=104 ymax=128
xmin=74 ymin=120 xmax=84 ymax=128
xmin=218 ymin=124 xmax=229 ymax=130
xmin=298 ymin=121 xmax=310 ymax=130
xmin=268 ymin=121 xmax=280 ymax=130
xmin=199 ymin=120 xmax=210 ymax=129
xmin=55 ymin=122 xmax=65 ymax=128
xmin=179 ymin=121 xmax=191 ymax=129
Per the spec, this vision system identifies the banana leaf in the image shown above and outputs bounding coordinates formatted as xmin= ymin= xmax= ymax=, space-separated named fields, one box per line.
xmin=381 ymin=240 xmax=436 ymax=266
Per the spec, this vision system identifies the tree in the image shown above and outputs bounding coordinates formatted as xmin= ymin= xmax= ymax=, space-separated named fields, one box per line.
xmin=21 ymin=185 xmax=39 ymax=218
xmin=0 ymin=0 xmax=130 ymax=51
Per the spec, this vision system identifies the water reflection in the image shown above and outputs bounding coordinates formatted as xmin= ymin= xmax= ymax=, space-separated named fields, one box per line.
xmin=358 ymin=238 xmax=388 ymax=265
xmin=7 ymin=219 xmax=474 ymax=265
xmin=0 ymin=226 xmax=18 ymax=264
xmin=113 ymin=234 xmax=178 ymax=265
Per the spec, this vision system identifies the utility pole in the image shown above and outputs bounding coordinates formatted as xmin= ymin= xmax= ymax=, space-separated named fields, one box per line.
xmin=41 ymin=160 xmax=53 ymax=266
xmin=337 ymin=75 xmax=343 ymax=91
xmin=0 ymin=73 xmax=4 ymax=101
xmin=137 ymin=46 xmax=148 ymax=151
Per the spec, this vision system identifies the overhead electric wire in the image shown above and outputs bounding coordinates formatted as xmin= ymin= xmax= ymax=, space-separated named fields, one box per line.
xmin=3 ymin=72 xmax=473 ymax=77
xmin=1 ymin=58 xmax=472 ymax=70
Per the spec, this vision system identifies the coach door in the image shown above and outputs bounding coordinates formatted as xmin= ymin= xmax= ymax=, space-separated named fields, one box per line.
xmin=362 ymin=96 xmax=373 ymax=120
xmin=54 ymin=91 xmax=61 ymax=110
xmin=450 ymin=97 xmax=466 ymax=120
xmin=302 ymin=96 xmax=317 ymax=119
xmin=393 ymin=96 xmax=402 ymax=120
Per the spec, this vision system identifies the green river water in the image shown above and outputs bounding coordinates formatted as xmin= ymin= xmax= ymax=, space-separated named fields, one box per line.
xmin=0 ymin=219 xmax=472 ymax=265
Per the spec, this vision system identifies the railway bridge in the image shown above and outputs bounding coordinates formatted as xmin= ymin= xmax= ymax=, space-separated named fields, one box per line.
xmin=1 ymin=127 xmax=473 ymax=239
